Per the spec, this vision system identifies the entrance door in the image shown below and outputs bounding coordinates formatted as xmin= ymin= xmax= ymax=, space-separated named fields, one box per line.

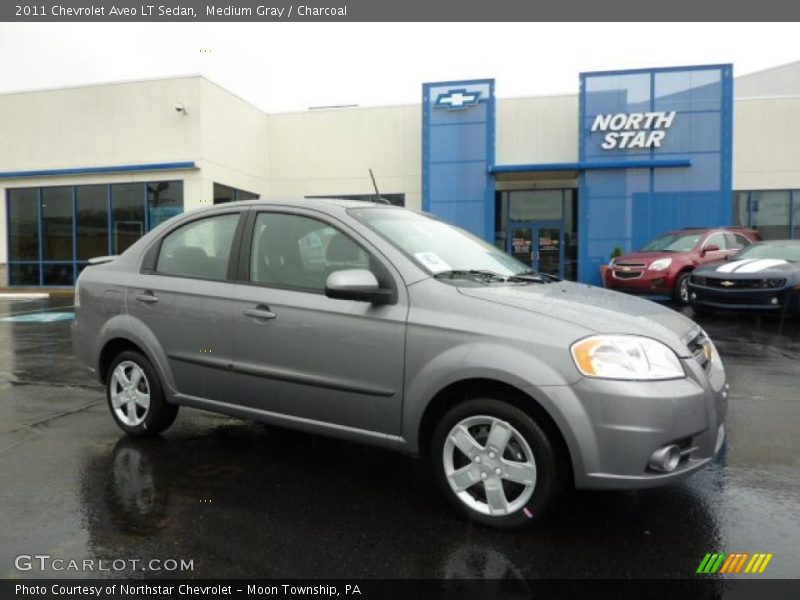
xmin=508 ymin=222 xmax=564 ymax=277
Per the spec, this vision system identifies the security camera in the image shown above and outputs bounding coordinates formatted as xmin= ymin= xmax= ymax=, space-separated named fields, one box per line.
xmin=174 ymin=103 xmax=187 ymax=114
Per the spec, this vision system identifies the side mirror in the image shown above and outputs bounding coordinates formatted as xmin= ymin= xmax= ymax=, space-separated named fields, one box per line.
xmin=325 ymin=269 xmax=392 ymax=304
xmin=701 ymin=244 xmax=720 ymax=256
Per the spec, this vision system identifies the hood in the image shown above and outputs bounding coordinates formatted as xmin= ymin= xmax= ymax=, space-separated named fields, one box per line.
xmin=458 ymin=281 xmax=699 ymax=357
xmin=614 ymin=251 xmax=677 ymax=264
xmin=695 ymin=258 xmax=798 ymax=277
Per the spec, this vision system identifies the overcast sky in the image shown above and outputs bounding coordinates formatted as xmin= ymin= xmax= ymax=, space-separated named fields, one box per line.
xmin=0 ymin=23 xmax=797 ymax=112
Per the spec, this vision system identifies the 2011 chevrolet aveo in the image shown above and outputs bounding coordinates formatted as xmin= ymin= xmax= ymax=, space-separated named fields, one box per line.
xmin=72 ymin=199 xmax=728 ymax=528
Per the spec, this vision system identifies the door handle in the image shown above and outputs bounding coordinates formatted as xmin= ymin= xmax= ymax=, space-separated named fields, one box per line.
xmin=135 ymin=291 xmax=159 ymax=304
xmin=244 ymin=306 xmax=277 ymax=320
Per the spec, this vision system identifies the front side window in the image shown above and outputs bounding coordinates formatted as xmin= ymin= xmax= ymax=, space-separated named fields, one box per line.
xmin=250 ymin=213 xmax=371 ymax=291
xmin=156 ymin=213 xmax=240 ymax=280
xmin=704 ymin=233 xmax=726 ymax=250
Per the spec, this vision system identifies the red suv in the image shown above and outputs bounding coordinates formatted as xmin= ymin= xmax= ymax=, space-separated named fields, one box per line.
xmin=604 ymin=227 xmax=763 ymax=304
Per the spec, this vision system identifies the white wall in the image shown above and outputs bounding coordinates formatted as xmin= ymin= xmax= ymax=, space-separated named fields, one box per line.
xmin=265 ymin=104 xmax=422 ymax=209
xmin=496 ymin=95 xmax=579 ymax=165
xmin=733 ymin=96 xmax=800 ymax=191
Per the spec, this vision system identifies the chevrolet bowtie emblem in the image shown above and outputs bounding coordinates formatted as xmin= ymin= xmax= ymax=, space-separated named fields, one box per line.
xmin=622 ymin=266 xmax=631 ymax=272
xmin=435 ymin=88 xmax=481 ymax=110
xmin=720 ymin=280 xmax=735 ymax=287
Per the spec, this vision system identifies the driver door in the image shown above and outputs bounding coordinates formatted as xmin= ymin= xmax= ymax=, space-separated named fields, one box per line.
xmin=230 ymin=209 xmax=408 ymax=435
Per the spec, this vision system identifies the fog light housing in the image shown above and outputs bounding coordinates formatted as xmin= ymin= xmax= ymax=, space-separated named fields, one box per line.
xmin=770 ymin=297 xmax=779 ymax=305
xmin=648 ymin=445 xmax=681 ymax=473
xmin=690 ymin=292 xmax=697 ymax=300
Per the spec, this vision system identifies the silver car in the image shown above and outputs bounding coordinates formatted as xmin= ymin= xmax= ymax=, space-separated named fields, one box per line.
xmin=72 ymin=199 xmax=728 ymax=528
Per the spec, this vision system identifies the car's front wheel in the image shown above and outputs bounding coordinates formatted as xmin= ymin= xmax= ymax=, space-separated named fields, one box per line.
xmin=107 ymin=350 xmax=178 ymax=437
xmin=432 ymin=398 xmax=566 ymax=528
xmin=674 ymin=271 xmax=692 ymax=305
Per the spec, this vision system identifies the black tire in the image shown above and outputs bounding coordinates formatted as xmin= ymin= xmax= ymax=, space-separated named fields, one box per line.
xmin=431 ymin=397 xmax=567 ymax=529
xmin=673 ymin=271 xmax=692 ymax=305
xmin=106 ymin=350 xmax=178 ymax=437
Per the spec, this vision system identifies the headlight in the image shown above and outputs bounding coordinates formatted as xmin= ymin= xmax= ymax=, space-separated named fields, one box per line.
xmin=649 ymin=258 xmax=673 ymax=271
xmin=609 ymin=258 xmax=616 ymax=267
xmin=571 ymin=334 xmax=685 ymax=380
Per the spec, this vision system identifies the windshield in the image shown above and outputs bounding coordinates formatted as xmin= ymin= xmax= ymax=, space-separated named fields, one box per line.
xmin=732 ymin=244 xmax=800 ymax=262
xmin=349 ymin=208 xmax=532 ymax=277
xmin=641 ymin=233 xmax=702 ymax=252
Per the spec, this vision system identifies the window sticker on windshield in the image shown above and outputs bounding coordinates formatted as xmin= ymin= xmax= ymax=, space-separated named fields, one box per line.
xmin=415 ymin=252 xmax=451 ymax=273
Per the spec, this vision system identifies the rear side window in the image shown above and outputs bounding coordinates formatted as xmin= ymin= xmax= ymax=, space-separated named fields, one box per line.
xmin=725 ymin=233 xmax=751 ymax=250
xmin=156 ymin=213 xmax=240 ymax=280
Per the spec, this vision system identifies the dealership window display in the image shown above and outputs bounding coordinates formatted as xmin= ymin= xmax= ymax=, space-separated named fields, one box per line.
xmin=734 ymin=190 xmax=799 ymax=240
xmin=6 ymin=180 xmax=183 ymax=286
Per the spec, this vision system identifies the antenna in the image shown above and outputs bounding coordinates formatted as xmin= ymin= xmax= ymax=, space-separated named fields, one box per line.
xmin=368 ymin=169 xmax=391 ymax=204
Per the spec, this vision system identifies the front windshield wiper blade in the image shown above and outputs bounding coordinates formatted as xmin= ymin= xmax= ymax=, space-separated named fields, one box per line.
xmin=507 ymin=270 xmax=561 ymax=283
xmin=433 ymin=269 xmax=508 ymax=282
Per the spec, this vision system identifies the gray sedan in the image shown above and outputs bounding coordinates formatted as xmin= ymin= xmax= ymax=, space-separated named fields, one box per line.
xmin=72 ymin=199 xmax=728 ymax=528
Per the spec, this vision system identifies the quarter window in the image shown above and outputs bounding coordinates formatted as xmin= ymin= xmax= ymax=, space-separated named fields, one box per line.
xmin=250 ymin=213 xmax=371 ymax=291
xmin=156 ymin=213 xmax=240 ymax=280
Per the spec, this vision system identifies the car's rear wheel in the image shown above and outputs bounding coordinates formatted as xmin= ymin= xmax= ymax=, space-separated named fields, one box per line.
xmin=432 ymin=398 xmax=566 ymax=528
xmin=674 ymin=271 xmax=692 ymax=305
xmin=107 ymin=351 xmax=178 ymax=437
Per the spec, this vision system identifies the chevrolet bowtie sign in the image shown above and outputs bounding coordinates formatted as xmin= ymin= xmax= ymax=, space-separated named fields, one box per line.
xmin=591 ymin=111 xmax=677 ymax=150
xmin=435 ymin=88 xmax=482 ymax=110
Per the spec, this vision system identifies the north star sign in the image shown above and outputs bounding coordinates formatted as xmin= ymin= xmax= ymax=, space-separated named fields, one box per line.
xmin=591 ymin=111 xmax=677 ymax=149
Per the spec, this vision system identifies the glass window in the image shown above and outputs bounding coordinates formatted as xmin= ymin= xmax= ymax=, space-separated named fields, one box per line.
xmin=641 ymin=233 xmax=702 ymax=252
xmin=156 ymin=213 xmax=240 ymax=281
xmin=9 ymin=263 xmax=39 ymax=286
xmin=76 ymin=185 xmax=109 ymax=260
xmin=8 ymin=188 xmax=39 ymax=260
xmin=751 ymin=191 xmax=791 ymax=240
xmin=793 ymin=192 xmax=800 ymax=240
xmin=112 ymin=183 xmax=145 ymax=254
xmin=250 ymin=213 xmax=371 ymax=291
xmin=704 ymin=233 xmax=726 ymax=250
xmin=351 ymin=208 xmax=530 ymax=277
xmin=213 ymin=183 xmax=235 ymax=205
xmin=43 ymin=263 xmax=74 ymax=286
xmin=724 ymin=233 xmax=750 ymax=250
xmin=237 ymin=189 xmax=259 ymax=201
xmin=41 ymin=187 xmax=73 ymax=261
xmin=733 ymin=192 xmax=750 ymax=227
xmin=147 ymin=181 xmax=183 ymax=229
xmin=509 ymin=190 xmax=564 ymax=222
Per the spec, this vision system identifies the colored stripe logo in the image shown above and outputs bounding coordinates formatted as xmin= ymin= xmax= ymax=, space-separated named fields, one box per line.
xmin=697 ymin=552 xmax=773 ymax=574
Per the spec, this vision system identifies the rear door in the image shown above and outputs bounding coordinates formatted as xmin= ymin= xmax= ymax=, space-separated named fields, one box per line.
xmin=230 ymin=208 xmax=408 ymax=435
xmin=126 ymin=210 xmax=244 ymax=402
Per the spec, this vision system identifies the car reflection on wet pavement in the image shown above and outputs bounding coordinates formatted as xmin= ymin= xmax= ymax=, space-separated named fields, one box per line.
xmin=0 ymin=296 xmax=798 ymax=579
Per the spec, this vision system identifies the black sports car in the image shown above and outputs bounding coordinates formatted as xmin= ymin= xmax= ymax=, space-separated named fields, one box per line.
xmin=688 ymin=241 xmax=800 ymax=315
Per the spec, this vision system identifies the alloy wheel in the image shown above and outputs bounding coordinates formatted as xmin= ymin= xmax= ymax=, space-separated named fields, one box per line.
xmin=442 ymin=415 xmax=537 ymax=516
xmin=110 ymin=361 xmax=151 ymax=427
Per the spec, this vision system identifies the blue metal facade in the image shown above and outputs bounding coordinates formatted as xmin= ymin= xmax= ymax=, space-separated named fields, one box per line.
xmin=578 ymin=65 xmax=733 ymax=285
xmin=421 ymin=65 xmax=734 ymax=287
xmin=422 ymin=80 xmax=495 ymax=241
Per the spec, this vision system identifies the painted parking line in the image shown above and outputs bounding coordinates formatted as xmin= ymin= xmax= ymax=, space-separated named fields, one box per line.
xmin=0 ymin=305 xmax=76 ymax=318
xmin=0 ymin=311 xmax=75 ymax=323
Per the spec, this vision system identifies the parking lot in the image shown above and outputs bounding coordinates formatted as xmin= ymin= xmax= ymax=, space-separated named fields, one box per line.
xmin=0 ymin=294 xmax=798 ymax=580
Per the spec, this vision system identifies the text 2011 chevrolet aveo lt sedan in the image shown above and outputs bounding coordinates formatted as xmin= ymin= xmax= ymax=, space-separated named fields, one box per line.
xmin=72 ymin=199 xmax=728 ymax=528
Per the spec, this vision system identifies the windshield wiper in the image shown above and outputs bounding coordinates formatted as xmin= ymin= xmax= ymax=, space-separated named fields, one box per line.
xmin=507 ymin=270 xmax=561 ymax=283
xmin=433 ymin=269 xmax=508 ymax=282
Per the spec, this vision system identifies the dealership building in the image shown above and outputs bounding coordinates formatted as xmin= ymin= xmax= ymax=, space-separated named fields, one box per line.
xmin=1 ymin=61 xmax=799 ymax=288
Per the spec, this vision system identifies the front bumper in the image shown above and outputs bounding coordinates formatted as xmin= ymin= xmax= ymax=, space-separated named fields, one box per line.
xmin=689 ymin=283 xmax=798 ymax=313
xmin=545 ymin=356 xmax=727 ymax=490
xmin=605 ymin=268 xmax=672 ymax=295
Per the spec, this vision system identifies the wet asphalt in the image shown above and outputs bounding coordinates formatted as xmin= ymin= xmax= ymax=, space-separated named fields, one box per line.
xmin=0 ymin=295 xmax=798 ymax=580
